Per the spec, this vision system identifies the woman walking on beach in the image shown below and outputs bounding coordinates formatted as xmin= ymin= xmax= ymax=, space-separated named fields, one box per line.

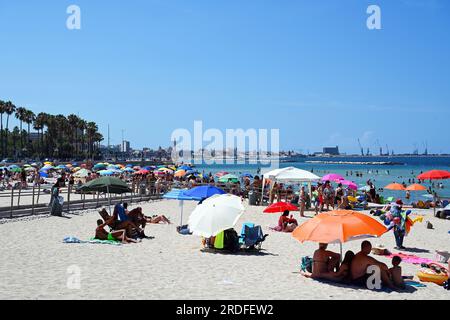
xmin=299 ymin=186 xmax=306 ymax=217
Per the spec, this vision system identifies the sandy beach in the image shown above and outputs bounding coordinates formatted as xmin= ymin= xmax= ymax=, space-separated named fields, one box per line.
xmin=1 ymin=199 xmax=449 ymax=300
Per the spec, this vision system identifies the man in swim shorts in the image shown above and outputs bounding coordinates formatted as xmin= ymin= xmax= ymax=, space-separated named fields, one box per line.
xmin=351 ymin=241 xmax=394 ymax=289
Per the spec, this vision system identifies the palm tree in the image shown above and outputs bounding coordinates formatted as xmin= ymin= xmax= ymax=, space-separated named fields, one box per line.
xmin=4 ymin=101 xmax=16 ymax=157
xmin=67 ymin=114 xmax=80 ymax=156
xmin=33 ymin=113 xmax=45 ymax=157
xmin=15 ymin=107 xmax=27 ymax=151
xmin=78 ymin=119 xmax=87 ymax=158
xmin=86 ymin=122 xmax=98 ymax=159
xmin=25 ymin=110 xmax=35 ymax=151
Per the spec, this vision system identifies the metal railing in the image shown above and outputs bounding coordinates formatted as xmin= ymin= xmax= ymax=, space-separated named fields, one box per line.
xmin=0 ymin=180 xmax=274 ymax=219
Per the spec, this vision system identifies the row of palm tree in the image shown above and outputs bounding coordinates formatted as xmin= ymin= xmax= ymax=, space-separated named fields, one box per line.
xmin=0 ymin=100 xmax=104 ymax=160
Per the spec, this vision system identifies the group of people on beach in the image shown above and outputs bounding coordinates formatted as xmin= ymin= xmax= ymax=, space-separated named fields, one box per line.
xmin=94 ymin=202 xmax=171 ymax=244
xmin=306 ymin=241 xmax=406 ymax=290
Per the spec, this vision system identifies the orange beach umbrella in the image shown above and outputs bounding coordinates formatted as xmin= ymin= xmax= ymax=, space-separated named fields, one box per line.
xmin=292 ymin=210 xmax=387 ymax=244
xmin=405 ymin=184 xmax=426 ymax=191
xmin=384 ymin=183 xmax=406 ymax=191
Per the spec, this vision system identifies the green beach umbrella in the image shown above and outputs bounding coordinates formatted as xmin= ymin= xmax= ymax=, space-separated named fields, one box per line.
xmin=218 ymin=174 xmax=239 ymax=183
xmin=78 ymin=176 xmax=131 ymax=194
xmin=78 ymin=176 xmax=131 ymax=212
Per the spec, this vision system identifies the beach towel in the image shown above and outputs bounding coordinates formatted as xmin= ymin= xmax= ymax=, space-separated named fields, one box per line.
xmin=386 ymin=252 xmax=434 ymax=265
xmin=63 ymin=236 xmax=121 ymax=246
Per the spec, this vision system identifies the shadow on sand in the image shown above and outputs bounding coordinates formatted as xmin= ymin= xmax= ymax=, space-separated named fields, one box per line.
xmin=294 ymin=275 xmax=419 ymax=294
xmin=201 ymin=248 xmax=278 ymax=257
xmin=398 ymin=247 xmax=430 ymax=254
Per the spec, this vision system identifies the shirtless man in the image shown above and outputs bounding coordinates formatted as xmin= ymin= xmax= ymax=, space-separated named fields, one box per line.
xmin=350 ymin=241 xmax=395 ymax=289
xmin=311 ymin=243 xmax=341 ymax=280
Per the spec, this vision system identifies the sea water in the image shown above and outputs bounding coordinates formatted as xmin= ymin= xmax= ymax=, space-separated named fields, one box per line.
xmin=194 ymin=156 xmax=450 ymax=203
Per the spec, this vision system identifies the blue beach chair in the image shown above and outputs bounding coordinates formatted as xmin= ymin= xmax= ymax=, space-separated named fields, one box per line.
xmin=239 ymin=222 xmax=255 ymax=244
xmin=240 ymin=224 xmax=268 ymax=250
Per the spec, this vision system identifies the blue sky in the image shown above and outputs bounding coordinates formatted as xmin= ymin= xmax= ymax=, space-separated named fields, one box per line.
xmin=0 ymin=0 xmax=449 ymax=154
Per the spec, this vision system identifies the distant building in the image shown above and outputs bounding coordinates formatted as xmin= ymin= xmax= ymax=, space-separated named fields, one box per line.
xmin=121 ymin=140 xmax=131 ymax=153
xmin=323 ymin=146 xmax=340 ymax=155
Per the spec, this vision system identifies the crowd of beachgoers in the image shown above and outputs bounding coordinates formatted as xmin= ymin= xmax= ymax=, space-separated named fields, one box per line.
xmin=1 ymin=161 xmax=449 ymax=296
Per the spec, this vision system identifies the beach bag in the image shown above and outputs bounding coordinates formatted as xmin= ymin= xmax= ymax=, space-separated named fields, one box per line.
xmin=223 ymin=229 xmax=240 ymax=253
xmin=300 ymin=256 xmax=313 ymax=273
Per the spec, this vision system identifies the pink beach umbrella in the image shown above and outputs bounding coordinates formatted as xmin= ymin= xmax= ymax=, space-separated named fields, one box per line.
xmin=215 ymin=171 xmax=229 ymax=177
xmin=340 ymin=180 xmax=358 ymax=190
xmin=321 ymin=173 xmax=345 ymax=182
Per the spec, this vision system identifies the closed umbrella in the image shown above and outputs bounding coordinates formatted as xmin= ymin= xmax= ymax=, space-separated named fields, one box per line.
xmin=188 ymin=194 xmax=244 ymax=237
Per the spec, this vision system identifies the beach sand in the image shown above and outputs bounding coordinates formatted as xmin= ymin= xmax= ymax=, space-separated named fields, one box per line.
xmin=0 ymin=199 xmax=449 ymax=300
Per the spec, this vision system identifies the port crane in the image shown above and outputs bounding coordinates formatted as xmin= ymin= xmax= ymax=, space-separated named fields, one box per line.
xmin=422 ymin=141 xmax=428 ymax=155
xmin=357 ymin=138 xmax=364 ymax=156
xmin=375 ymin=139 xmax=382 ymax=156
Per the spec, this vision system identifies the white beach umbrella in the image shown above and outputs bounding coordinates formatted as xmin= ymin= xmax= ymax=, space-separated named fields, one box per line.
xmin=188 ymin=194 xmax=245 ymax=238
xmin=444 ymin=203 xmax=450 ymax=211
xmin=73 ymin=168 xmax=91 ymax=178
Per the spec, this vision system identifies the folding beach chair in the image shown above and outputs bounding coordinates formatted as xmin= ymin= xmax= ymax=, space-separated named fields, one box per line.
xmin=241 ymin=225 xmax=268 ymax=250
xmin=239 ymin=222 xmax=255 ymax=245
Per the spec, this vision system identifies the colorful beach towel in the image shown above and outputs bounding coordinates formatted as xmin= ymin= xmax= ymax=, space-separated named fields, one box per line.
xmin=386 ymin=252 xmax=434 ymax=265
xmin=63 ymin=236 xmax=121 ymax=246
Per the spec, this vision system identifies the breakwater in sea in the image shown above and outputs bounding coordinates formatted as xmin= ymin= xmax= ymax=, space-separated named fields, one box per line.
xmin=305 ymin=160 xmax=404 ymax=165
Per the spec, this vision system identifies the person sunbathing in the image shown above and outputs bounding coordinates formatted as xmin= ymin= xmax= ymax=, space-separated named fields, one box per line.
xmin=95 ymin=219 xmax=139 ymax=244
xmin=311 ymin=243 xmax=341 ymax=280
xmin=148 ymin=215 xmax=171 ymax=224
xmin=126 ymin=206 xmax=171 ymax=226
xmin=350 ymin=241 xmax=395 ymax=289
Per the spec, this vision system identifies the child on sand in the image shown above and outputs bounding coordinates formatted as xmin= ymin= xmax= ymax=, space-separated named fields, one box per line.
xmin=389 ymin=256 xmax=405 ymax=289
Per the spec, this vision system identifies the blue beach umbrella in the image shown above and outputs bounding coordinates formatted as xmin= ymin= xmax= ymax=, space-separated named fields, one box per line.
xmin=163 ymin=189 xmax=197 ymax=226
xmin=241 ymin=173 xmax=253 ymax=179
xmin=183 ymin=186 xmax=226 ymax=201
xmin=93 ymin=163 xmax=107 ymax=170
xmin=98 ymin=170 xmax=115 ymax=176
